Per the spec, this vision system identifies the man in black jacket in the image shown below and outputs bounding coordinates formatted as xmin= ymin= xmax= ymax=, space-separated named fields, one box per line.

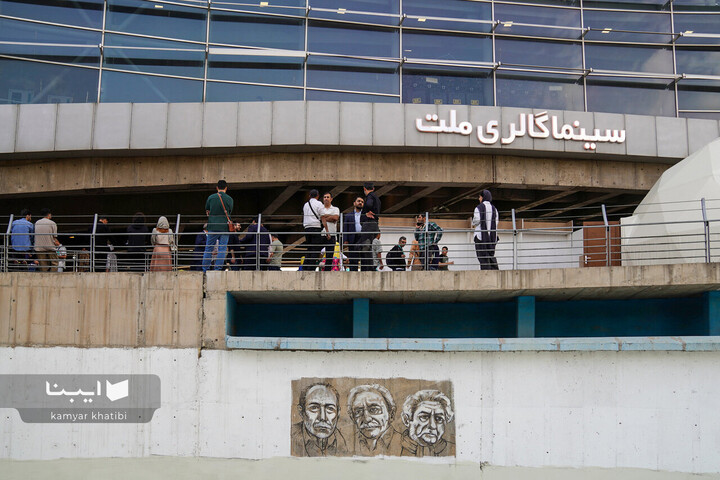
xmin=386 ymin=236 xmax=407 ymax=271
xmin=360 ymin=182 xmax=381 ymax=271
xmin=342 ymin=196 xmax=367 ymax=271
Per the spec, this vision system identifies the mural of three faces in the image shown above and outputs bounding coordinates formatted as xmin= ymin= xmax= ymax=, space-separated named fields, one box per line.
xmin=291 ymin=378 xmax=455 ymax=457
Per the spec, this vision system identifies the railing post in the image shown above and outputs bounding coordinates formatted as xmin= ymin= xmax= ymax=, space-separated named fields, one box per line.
xmin=339 ymin=211 xmax=344 ymax=271
xmin=511 ymin=208 xmax=518 ymax=271
xmin=702 ymin=198 xmax=711 ymax=263
xmin=91 ymin=213 xmax=98 ymax=273
xmin=256 ymin=213 xmax=262 ymax=271
xmin=175 ymin=214 xmax=181 ymax=271
xmin=4 ymin=214 xmax=14 ymax=272
xmin=425 ymin=211 xmax=429 ymax=269
xmin=601 ymin=204 xmax=609 ymax=267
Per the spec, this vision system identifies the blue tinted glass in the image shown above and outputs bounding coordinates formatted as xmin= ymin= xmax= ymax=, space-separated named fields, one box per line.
xmin=0 ymin=18 xmax=101 ymax=44
xmin=104 ymin=33 xmax=204 ymax=50
xmin=494 ymin=4 xmax=582 ymax=39
xmin=208 ymin=55 xmax=303 ymax=85
xmin=307 ymin=90 xmax=398 ymax=102
xmin=585 ymin=44 xmax=673 ymax=73
xmin=673 ymin=0 xmax=720 ymax=11
xmin=582 ymin=0 xmax=669 ymax=11
xmin=678 ymin=80 xmax=720 ymax=110
xmin=101 ymin=71 xmax=202 ymax=102
xmin=310 ymin=0 xmax=398 ymax=13
xmin=403 ymin=67 xmax=493 ymax=106
xmin=583 ymin=10 xmax=672 ymax=42
xmin=676 ymin=48 xmax=720 ymax=75
xmin=308 ymin=9 xmax=398 ymax=26
xmin=0 ymin=0 xmax=103 ymax=29
xmin=674 ymin=14 xmax=720 ymax=44
xmin=205 ymin=81 xmax=303 ymax=101
xmin=307 ymin=57 xmax=399 ymax=94
xmin=403 ymin=0 xmax=491 ymax=32
xmin=496 ymin=38 xmax=582 ymax=69
xmin=103 ymin=46 xmax=205 ymax=77
xmin=308 ymin=21 xmax=398 ymax=57
xmin=0 ymin=59 xmax=98 ymax=103
xmin=309 ymin=0 xmax=399 ymax=25
xmin=403 ymin=32 xmax=492 ymax=62
xmin=0 ymin=43 xmax=99 ymax=66
xmin=106 ymin=0 xmax=207 ymax=42
xmin=210 ymin=0 xmax=304 ymax=16
xmin=496 ymin=73 xmax=583 ymax=110
xmin=680 ymin=112 xmax=720 ymax=119
xmin=586 ymin=77 xmax=675 ymax=116
xmin=210 ymin=12 xmax=304 ymax=49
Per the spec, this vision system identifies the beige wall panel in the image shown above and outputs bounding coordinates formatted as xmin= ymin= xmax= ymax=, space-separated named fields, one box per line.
xmin=106 ymin=278 xmax=141 ymax=347
xmin=0 ymin=281 xmax=12 ymax=345
xmin=176 ymin=273 xmax=203 ymax=347
xmin=202 ymin=298 xmax=226 ymax=349
xmin=44 ymin=282 xmax=82 ymax=345
xmin=144 ymin=288 xmax=176 ymax=346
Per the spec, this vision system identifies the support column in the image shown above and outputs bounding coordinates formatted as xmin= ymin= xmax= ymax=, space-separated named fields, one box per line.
xmin=353 ymin=298 xmax=370 ymax=338
xmin=705 ymin=291 xmax=720 ymax=336
xmin=516 ymin=295 xmax=536 ymax=338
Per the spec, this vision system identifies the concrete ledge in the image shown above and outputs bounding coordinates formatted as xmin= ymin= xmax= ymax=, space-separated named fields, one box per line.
xmin=226 ymin=335 xmax=720 ymax=352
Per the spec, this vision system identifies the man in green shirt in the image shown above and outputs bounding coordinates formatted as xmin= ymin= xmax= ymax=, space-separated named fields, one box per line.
xmin=267 ymin=234 xmax=283 ymax=271
xmin=202 ymin=180 xmax=234 ymax=271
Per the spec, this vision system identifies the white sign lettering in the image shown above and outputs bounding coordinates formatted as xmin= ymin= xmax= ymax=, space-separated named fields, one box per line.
xmin=415 ymin=110 xmax=626 ymax=151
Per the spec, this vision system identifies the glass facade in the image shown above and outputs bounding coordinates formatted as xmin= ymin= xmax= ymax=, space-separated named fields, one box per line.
xmin=1 ymin=0 xmax=719 ymax=118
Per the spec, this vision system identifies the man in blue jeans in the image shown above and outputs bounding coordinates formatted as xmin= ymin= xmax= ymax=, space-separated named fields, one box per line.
xmin=203 ymin=180 xmax=234 ymax=272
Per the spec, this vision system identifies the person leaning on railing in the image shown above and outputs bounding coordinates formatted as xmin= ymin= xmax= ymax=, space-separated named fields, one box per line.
xmin=413 ymin=214 xmax=443 ymax=271
xmin=9 ymin=209 xmax=38 ymax=271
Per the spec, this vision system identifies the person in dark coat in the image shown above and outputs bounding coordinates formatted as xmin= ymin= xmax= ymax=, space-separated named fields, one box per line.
xmin=471 ymin=189 xmax=499 ymax=270
xmin=239 ymin=220 xmax=271 ymax=270
xmin=125 ymin=212 xmax=149 ymax=271
xmin=342 ymin=196 xmax=368 ymax=271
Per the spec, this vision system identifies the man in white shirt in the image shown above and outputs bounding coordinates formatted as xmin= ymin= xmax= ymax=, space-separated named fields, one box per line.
xmin=319 ymin=192 xmax=340 ymax=271
xmin=303 ymin=189 xmax=324 ymax=270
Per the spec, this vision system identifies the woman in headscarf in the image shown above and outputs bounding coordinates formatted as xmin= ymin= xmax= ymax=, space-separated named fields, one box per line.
xmin=150 ymin=216 xmax=175 ymax=272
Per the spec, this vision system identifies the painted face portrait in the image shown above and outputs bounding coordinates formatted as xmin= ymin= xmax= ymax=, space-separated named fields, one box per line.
xmin=302 ymin=385 xmax=339 ymax=439
xmin=351 ymin=391 xmax=391 ymax=440
xmin=407 ymin=401 xmax=447 ymax=446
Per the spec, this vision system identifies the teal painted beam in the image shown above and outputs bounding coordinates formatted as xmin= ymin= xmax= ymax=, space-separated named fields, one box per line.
xmin=353 ymin=298 xmax=370 ymax=338
xmin=706 ymin=291 xmax=720 ymax=336
xmin=516 ymin=296 xmax=536 ymax=338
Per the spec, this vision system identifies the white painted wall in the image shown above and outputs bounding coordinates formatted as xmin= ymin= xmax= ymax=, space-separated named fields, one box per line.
xmin=2 ymin=347 xmax=719 ymax=474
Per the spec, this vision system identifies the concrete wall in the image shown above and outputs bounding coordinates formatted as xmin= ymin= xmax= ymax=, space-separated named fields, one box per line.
xmin=1 ymin=346 xmax=719 ymax=477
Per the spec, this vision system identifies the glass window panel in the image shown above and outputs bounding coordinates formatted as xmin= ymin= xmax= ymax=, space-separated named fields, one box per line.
xmin=586 ymin=77 xmax=675 ymax=116
xmin=585 ymin=44 xmax=673 ymax=73
xmin=104 ymin=33 xmax=204 ymax=50
xmin=403 ymin=66 xmax=493 ymax=106
xmin=307 ymin=90 xmax=398 ymax=102
xmin=309 ymin=0 xmax=399 ymax=25
xmin=0 ymin=59 xmax=98 ymax=103
xmin=680 ymin=112 xmax=720 ymax=120
xmin=205 ymin=81 xmax=302 ymax=101
xmin=496 ymin=72 xmax=583 ymax=110
xmin=0 ymin=18 xmax=101 ymax=44
xmin=103 ymin=47 xmax=205 ymax=78
xmin=403 ymin=0 xmax=491 ymax=32
xmin=100 ymin=71 xmax=202 ymax=102
xmin=210 ymin=0 xmax=305 ymax=16
xmin=678 ymin=80 xmax=720 ymax=110
xmin=496 ymin=38 xmax=582 ymax=69
xmin=673 ymin=0 xmax=720 ymax=11
xmin=106 ymin=0 xmax=207 ymax=42
xmin=674 ymin=14 xmax=720 ymax=45
xmin=502 ymin=0 xmax=579 ymax=6
xmin=209 ymin=12 xmax=304 ymax=49
xmin=0 ymin=43 xmax=99 ymax=67
xmin=307 ymin=21 xmax=398 ymax=57
xmin=582 ymin=0 xmax=669 ymax=11
xmin=0 ymin=0 xmax=103 ymax=29
xmin=307 ymin=56 xmax=399 ymax=94
xmin=494 ymin=4 xmax=582 ymax=39
xmin=208 ymin=55 xmax=303 ymax=85
xmin=676 ymin=48 xmax=720 ymax=75
xmin=403 ymin=32 xmax=492 ymax=63
xmin=402 ymin=16 xmax=493 ymax=33
xmin=583 ymin=10 xmax=672 ymax=42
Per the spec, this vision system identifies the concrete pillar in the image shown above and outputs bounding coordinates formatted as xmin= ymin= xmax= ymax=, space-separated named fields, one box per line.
xmin=705 ymin=291 xmax=720 ymax=336
xmin=353 ymin=298 xmax=370 ymax=338
xmin=516 ymin=296 xmax=536 ymax=338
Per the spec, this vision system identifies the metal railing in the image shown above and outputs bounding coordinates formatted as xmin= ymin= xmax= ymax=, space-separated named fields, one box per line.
xmin=2 ymin=199 xmax=720 ymax=273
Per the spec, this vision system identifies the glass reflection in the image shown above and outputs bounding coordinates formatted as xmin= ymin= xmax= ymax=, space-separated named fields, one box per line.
xmin=210 ymin=12 xmax=304 ymax=50
xmin=205 ymin=81 xmax=302 ymax=101
xmin=403 ymin=0 xmax=492 ymax=32
xmin=403 ymin=31 xmax=492 ymax=63
xmin=496 ymin=72 xmax=583 ymax=110
xmin=210 ymin=0 xmax=305 ymax=16
xmin=496 ymin=38 xmax=582 ymax=69
xmin=674 ymin=14 xmax=720 ymax=45
xmin=676 ymin=48 xmax=720 ymax=75
xmin=585 ymin=44 xmax=673 ymax=73
xmin=307 ymin=90 xmax=398 ymax=102
xmin=307 ymin=56 xmax=399 ymax=94
xmin=0 ymin=0 xmax=103 ymax=29
xmin=103 ymin=47 xmax=205 ymax=78
xmin=101 ymin=71 xmax=202 ymax=102
xmin=678 ymin=80 xmax=720 ymax=110
xmin=587 ymin=77 xmax=675 ymax=116
xmin=494 ymin=3 xmax=581 ymax=39
xmin=309 ymin=0 xmax=399 ymax=25
xmin=582 ymin=0 xmax=669 ymax=11
xmin=0 ymin=59 xmax=98 ymax=103
xmin=106 ymin=0 xmax=207 ymax=42
xmin=0 ymin=18 xmax=101 ymax=45
xmin=403 ymin=66 xmax=493 ymax=106
xmin=208 ymin=55 xmax=303 ymax=85
xmin=583 ymin=10 xmax=672 ymax=43
xmin=307 ymin=20 xmax=398 ymax=57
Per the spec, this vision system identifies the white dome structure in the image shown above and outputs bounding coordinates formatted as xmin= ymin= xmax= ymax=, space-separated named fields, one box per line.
xmin=622 ymin=138 xmax=720 ymax=266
